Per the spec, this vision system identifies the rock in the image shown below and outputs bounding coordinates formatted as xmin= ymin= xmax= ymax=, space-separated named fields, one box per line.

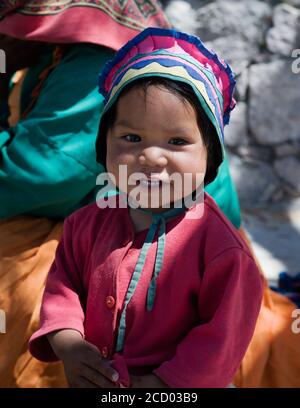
xmin=196 ymin=0 xmax=272 ymax=43
xmin=236 ymin=145 xmax=273 ymax=161
xmin=205 ymin=36 xmax=258 ymax=75
xmin=274 ymin=156 xmax=300 ymax=194
xmin=270 ymin=187 xmax=285 ymax=202
xmin=284 ymin=0 xmax=300 ymax=8
xmin=249 ymin=59 xmax=300 ymax=145
xmin=224 ymin=102 xmax=248 ymax=147
xmin=195 ymin=1 xmax=272 ymax=74
xmin=266 ymin=4 xmax=300 ymax=57
xmin=164 ymin=0 xmax=199 ymax=34
xmin=242 ymin=195 xmax=300 ymax=281
xmin=235 ymin=66 xmax=249 ymax=101
xmin=275 ymin=142 xmax=300 ymax=157
xmin=229 ymin=154 xmax=280 ymax=207
xmin=283 ymin=183 xmax=300 ymax=197
xmin=185 ymin=0 xmax=212 ymax=8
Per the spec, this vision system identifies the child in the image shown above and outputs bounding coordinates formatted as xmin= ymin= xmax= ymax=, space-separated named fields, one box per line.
xmin=29 ymin=28 xmax=263 ymax=388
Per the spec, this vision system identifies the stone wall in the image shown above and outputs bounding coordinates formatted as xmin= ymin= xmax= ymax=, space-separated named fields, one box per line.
xmin=162 ymin=0 xmax=300 ymax=208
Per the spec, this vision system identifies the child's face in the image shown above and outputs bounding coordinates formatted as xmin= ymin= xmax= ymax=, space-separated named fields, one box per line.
xmin=106 ymin=85 xmax=207 ymax=211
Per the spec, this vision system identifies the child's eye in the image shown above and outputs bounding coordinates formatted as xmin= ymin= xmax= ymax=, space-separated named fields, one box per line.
xmin=169 ymin=138 xmax=188 ymax=145
xmin=121 ymin=134 xmax=141 ymax=142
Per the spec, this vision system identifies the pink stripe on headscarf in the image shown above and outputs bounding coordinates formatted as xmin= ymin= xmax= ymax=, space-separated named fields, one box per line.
xmin=104 ymin=34 xmax=232 ymax=114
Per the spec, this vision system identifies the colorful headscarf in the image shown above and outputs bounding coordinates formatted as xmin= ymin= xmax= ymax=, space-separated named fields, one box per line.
xmin=96 ymin=27 xmax=236 ymax=164
xmin=0 ymin=1 xmax=170 ymax=49
xmin=96 ymin=28 xmax=237 ymax=352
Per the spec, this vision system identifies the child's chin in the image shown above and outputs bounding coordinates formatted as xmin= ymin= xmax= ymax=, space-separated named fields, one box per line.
xmin=127 ymin=194 xmax=171 ymax=211
xmin=138 ymin=197 xmax=181 ymax=212
xmin=127 ymin=185 xmax=188 ymax=210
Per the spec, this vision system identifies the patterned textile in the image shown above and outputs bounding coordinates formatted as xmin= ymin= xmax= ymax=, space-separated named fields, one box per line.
xmin=0 ymin=215 xmax=66 ymax=387
xmin=0 ymin=1 xmax=170 ymax=49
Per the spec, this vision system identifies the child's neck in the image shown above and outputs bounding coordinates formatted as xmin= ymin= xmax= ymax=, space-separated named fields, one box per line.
xmin=129 ymin=208 xmax=152 ymax=233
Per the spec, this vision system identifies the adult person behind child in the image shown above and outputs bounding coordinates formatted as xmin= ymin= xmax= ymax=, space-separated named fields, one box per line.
xmin=0 ymin=0 xmax=170 ymax=387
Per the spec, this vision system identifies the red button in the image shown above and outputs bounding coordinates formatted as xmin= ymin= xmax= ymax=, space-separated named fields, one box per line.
xmin=101 ymin=346 xmax=108 ymax=358
xmin=106 ymin=295 xmax=115 ymax=308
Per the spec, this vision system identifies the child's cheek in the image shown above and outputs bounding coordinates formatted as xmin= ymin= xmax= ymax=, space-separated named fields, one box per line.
xmin=115 ymin=144 xmax=138 ymax=166
xmin=108 ymin=143 xmax=127 ymax=165
xmin=107 ymin=149 xmax=137 ymax=180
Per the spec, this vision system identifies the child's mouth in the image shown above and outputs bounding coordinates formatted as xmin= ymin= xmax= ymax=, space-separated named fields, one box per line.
xmin=139 ymin=179 xmax=162 ymax=188
xmin=141 ymin=179 xmax=162 ymax=187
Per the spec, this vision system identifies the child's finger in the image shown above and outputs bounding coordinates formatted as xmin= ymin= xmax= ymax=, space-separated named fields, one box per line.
xmin=81 ymin=365 xmax=118 ymax=388
xmin=84 ymin=357 xmax=119 ymax=383
xmin=75 ymin=376 xmax=99 ymax=388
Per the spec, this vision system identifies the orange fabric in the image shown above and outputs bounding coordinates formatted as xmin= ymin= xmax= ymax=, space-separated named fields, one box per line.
xmin=0 ymin=64 xmax=66 ymax=387
xmin=234 ymin=228 xmax=300 ymax=387
xmin=0 ymin=216 xmax=67 ymax=387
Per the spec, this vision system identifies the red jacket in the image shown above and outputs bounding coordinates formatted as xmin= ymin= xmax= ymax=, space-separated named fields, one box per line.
xmin=29 ymin=193 xmax=263 ymax=387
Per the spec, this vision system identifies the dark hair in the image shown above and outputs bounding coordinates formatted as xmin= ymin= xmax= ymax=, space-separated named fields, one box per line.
xmin=96 ymin=77 xmax=223 ymax=185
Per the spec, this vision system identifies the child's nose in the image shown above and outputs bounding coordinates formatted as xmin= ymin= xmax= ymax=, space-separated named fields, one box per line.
xmin=138 ymin=147 xmax=168 ymax=168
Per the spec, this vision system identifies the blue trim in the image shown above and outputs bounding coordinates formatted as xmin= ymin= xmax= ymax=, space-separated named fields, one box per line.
xmin=116 ymin=218 xmax=158 ymax=352
xmin=146 ymin=218 xmax=165 ymax=311
xmin=115 ymin=205 xmax=187 ymax=352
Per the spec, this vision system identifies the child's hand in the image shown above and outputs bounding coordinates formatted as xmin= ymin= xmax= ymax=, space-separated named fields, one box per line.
xmin=47 ymin=329 xmax=119 ymax=388
xmin=130 ymin=374 xmax=169 ymax=388
xmin=62 ymin=339 xmax=120 ymax=388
